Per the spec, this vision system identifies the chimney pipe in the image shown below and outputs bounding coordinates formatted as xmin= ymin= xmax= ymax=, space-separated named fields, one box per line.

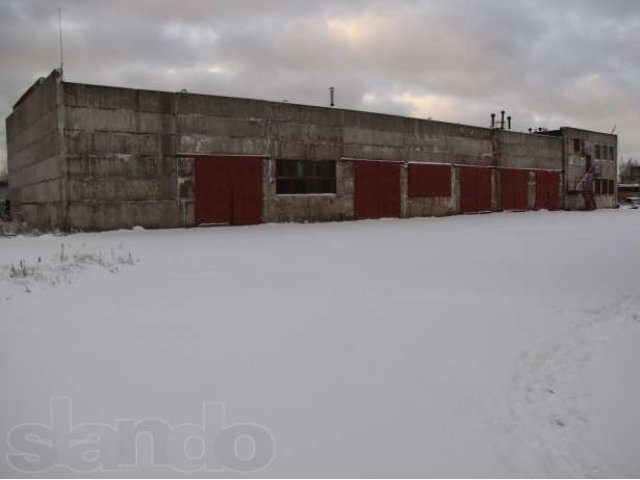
xmin=507 ymin=116 xmax=511 ymax=130
xmin=329 ymin=87 xmax=335 ymax=107
xmin=500 ymin=110 xmax=505 ymax=130
xmin=491 ymin=113 xmax=495 ymax=128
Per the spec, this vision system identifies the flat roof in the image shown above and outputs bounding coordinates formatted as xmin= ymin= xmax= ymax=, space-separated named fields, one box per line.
xmin=13 ymin=69 xmax=615 ymax=139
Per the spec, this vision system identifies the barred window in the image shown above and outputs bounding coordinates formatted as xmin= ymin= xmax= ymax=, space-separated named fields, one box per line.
xmin=276 ymin=160 xmax=336 ymax=194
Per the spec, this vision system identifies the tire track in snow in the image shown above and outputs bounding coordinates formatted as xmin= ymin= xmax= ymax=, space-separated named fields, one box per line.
xmin=505 ymin=294 xmax=640 ymax=477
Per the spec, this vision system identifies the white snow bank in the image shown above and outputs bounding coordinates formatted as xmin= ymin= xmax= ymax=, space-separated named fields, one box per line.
xmin=1 ymin=210 xmax=639 ymax=477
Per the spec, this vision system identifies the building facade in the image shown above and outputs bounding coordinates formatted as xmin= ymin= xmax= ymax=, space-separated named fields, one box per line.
xmin=6 ymin=70 xmax=618 ymax=231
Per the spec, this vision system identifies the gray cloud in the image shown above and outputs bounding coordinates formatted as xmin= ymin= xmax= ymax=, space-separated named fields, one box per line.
xmin=1 ymin=0 xmax=639 ymax=170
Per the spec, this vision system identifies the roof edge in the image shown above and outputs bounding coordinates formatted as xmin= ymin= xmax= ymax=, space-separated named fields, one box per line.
xmin=12 ymin=68 xmax=61 ymax=111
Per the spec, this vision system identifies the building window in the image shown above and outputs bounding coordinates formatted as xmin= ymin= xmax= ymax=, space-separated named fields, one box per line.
xmin=276 ymin=160 xmax=336 ymax=194
xmin=573 ymin=138 xmax=581 ymax=153
xmin=608 ymin=146 xmax=614 ymax=161
xmin=595 ymin=144 xmax=600 ymax=159
xmin=598 ymin=179 xmax=615 ymax=195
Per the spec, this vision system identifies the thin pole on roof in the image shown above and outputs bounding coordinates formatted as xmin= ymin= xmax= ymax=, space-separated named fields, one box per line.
xmin=58 ymin=7 xmax=64 ymax=78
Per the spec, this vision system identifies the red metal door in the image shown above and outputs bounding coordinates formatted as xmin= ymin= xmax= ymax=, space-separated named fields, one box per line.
xmin=459 ymin=166 xmax=477 ymax=213
xmin=477 ymin=168 xmax=493 ymax=212
xmin=536 ymin=171 xmax=560 ymax=211
xmin=230 ymin=158 xmax=263 ymax=225
xmin=460 ymin=166 xmax=492 ymax=213
xmin=501 ymin=169 xmax=528 ymax=211
xmin=547 ymin=172 xmax=560 ymax=210
xmin=196 ymin=156 xmax=231 ymax=225
xmin=195 ymin=156 xmax=263 ymax=226
xmin=354 ymin=161 xmax=401 ymax=219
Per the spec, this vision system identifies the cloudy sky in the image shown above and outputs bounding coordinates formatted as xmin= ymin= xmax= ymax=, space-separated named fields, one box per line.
xmin=1 ymin=0 xmax=639 ymax=170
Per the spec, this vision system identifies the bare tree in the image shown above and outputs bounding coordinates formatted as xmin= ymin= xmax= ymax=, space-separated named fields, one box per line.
xmin=0 ymin=130 xmax=6 ymax=182
xmin=619 ymin=157 xmax=640 ymax=183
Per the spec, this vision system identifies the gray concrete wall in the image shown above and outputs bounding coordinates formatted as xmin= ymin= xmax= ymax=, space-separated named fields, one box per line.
xmin=497 ymin=131 xmax=560 ymax=170
xmin=561 ymin=127 xmax=617 ymax=210
xmin=59 ymin=82 xmax=570 ymax=228
xmin=10 ymin=75 xmax=613 ymax=231
xmin=63 ymin=83 xmax=193 ymax=229
xmin=5 ymin=70 xmax=64 ymax=229
xmin=171 ymin=88 xmax=563 ymax=224
xmin=264 ymin=159 xmax=354 ymax=223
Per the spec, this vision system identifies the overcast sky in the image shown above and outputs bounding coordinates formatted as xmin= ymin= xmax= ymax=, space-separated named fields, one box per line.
xmin=1 ymin=0 xmax=639 ymax=170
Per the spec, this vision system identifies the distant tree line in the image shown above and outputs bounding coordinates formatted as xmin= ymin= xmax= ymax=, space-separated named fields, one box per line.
xmin=619 ymin=158 xmax=640 ymax=184
xmin=0 ymin=132 xmax=6 ymax=182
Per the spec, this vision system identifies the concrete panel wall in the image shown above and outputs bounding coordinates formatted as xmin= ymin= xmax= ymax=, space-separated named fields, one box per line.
xmin=59 ymin=82 xmax=571 ymax=229
xmin=498 ymin=131 xmax=561 ymax=170
xmin=562 ymin=127 xmax=617 ymax=210
xmin=263 ymin=159 xmax=354 ymax=222
xmin=5 ymin=70 xmax=63 ymax=229
xmin=62 ymin=82 xmax=189 ymax=230
xmin=8 ymin=75 xmax=616 ymax=231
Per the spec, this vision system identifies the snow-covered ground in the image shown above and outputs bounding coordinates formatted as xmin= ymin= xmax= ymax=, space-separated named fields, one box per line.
xmin=1 ymin=210 xmax=639 ymax=477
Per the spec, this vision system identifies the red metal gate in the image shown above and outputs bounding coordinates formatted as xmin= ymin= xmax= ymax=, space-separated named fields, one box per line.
xmin=408 ymin=164 xmax=452 ymax=197
xmin=501 ymin=169 xmax=529 ymax=211
xmin=536 ymin=171 xmax=560 ymax=211
xmin=354 ymin=161 xmax=401 ymax=219
xmin=459 ymin=166 xmax=492 ymax=213
xmin=195 ymin=155 xmax=263 ymax=225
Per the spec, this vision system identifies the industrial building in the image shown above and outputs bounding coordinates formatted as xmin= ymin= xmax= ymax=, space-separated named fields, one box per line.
xmin=6 ymin=69 xmax=618 ymax=231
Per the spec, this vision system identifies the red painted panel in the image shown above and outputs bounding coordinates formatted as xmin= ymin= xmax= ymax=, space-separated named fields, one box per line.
xmin=536 ymin=171 xmax=560 ymax=211
xmin=459 ymin=167 xmax=477 ymax=213
xmin=196 ymin=156 xmax=231 ymax=225
xmin=460 ymin=166 xmax=493 ymax=213
xmin=195 ymin=156 xmax=262 ymax=226
xmin=354 ymin=161 xmax=401 ymax=219
xmin=230 ymin=157 xmax=263 ymax=225
xmin=501 ymin=169 xmax=529 ymax=211
xmin=408 ymin=164 xmax=452 ymax=197
xmin=548 ymin=172 xmax=560 ymax=210
xmin=477 ymin=168 xmax=493 ymax=212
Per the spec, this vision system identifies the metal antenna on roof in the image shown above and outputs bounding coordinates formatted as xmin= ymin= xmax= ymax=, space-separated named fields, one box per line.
xmin=58 ymin=7 xmax=64 ymax=78
xmin=610 ymin=124 xmax=617 ymax=134
xmin=329 ymin=87 xmax=335 ymax=107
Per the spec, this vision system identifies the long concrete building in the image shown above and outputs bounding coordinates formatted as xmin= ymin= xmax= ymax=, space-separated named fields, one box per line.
xmin=6 ymin=69 xmax=618 ymax=231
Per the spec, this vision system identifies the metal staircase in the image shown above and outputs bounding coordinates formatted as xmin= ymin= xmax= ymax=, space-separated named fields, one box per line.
xmin=569 ymin=166 xmax=597 ymax=211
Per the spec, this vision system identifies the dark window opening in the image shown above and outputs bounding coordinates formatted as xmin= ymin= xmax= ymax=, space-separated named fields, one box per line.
xmin=597 ymin=179 xmax=615 ymax=195
xmin=276 ymin=160 xmax=336 ymax=194
xmin=573 ymin=138 xmax=581 ymax=153
xmin=595 ymin=145 xmax=601 ymax=159
xmin=609 ymin=146 xmax=614 ymax=161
